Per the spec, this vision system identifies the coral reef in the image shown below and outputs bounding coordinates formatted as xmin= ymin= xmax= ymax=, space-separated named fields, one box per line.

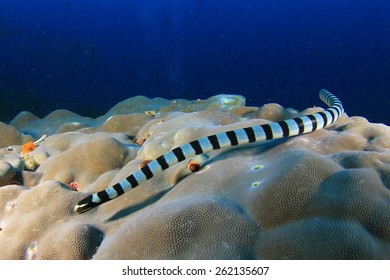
xmin=0 ymin=94 xmax=389 ymax=259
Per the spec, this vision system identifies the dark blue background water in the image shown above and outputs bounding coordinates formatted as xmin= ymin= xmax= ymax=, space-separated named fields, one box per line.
xmin=1 ymin=0 xmax=389 ymax=124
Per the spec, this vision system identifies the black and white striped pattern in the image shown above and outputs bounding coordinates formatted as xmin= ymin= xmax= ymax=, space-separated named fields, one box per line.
xmin=74 ymin=89 xmax=344 ymax=214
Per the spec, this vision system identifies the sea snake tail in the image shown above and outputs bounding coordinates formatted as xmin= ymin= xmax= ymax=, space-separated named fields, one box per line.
xmin=74 ymin=89 xmax=344 ymax=214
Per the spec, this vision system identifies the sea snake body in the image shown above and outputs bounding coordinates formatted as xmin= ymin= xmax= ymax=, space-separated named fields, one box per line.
xmin=74 ymin=89 xmax=344 ymax=214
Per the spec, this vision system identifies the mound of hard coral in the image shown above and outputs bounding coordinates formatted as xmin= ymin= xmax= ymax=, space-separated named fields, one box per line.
xmin=0 ymin=94 xmax=389 ymax=259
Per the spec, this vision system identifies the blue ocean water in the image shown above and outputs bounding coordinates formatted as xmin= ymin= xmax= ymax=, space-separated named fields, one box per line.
xmin=0 ymin=0 xmax=389 ymax=124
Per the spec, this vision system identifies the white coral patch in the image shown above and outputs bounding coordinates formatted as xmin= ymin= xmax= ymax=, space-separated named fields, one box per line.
xmin=26 ymin=241 xmax=38 ymax=260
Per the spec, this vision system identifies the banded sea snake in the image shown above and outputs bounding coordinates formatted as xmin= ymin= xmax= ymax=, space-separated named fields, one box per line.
xmin=74 ymin=89 xmax=344 ymax=214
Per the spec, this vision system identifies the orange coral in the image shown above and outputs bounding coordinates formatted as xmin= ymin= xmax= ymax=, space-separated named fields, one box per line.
xmin=187 ymin=159 xmax=201 ymax=172
xmin=67 ymin=181 xmax=79 ymax=191
xmin=139 ymin=159 xmax=152 ymax=169
xmin=21 ymin=141 xmax=37 ymax=155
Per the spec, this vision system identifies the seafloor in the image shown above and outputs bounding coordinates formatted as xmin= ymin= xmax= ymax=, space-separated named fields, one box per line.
xmin=0 ymin=94 xmax=389 ymax=259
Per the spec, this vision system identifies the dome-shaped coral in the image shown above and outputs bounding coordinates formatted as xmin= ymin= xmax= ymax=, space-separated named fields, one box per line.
xmin=0 ymin=92 xmax=389 ymax=260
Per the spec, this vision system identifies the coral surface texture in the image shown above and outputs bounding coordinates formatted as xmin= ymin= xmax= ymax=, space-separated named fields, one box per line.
xmin=0 ymin=94 xmax=389 ymax=259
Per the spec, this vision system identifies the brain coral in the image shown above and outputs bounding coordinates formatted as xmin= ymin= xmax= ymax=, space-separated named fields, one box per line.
xmin=0 ymin=93 xmax=389 ymax=259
